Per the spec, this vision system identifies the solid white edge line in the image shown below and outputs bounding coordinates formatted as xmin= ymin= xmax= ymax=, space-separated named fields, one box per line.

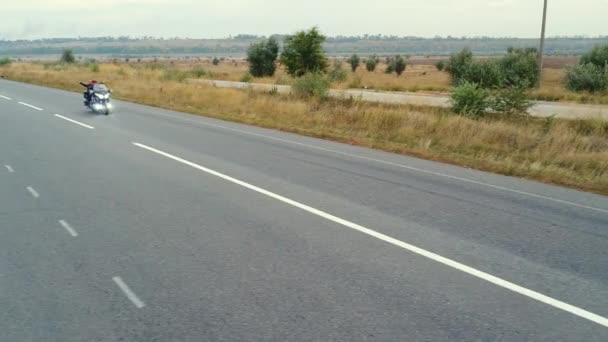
xmin=133 ymin=141 xmax=608 ymax=328
xmin=54 ymin=114 xmax=95 ymax=129
xmin=139 ymin=111 xmax=608 ymax=215
xmin=0 ymin=95 xmax=11 ymax=100
xmin=112 ymin=277 xmax=145 ymax=309
xmin=26 ymin=186 xmax=39 ymax=198
xmin=4 ymin=165 xmax=14 ymax=173
xmin=17 ymin=102 xmax=43 ymax=111
xmin=58 ymin=220 xmax=78 ymax=237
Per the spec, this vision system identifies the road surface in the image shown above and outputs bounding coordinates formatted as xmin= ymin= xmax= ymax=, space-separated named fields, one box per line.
xmin=202 ymin=79 xmax=608 ymax=120
xmin=1 ymin=79 xmax=608 ymax=341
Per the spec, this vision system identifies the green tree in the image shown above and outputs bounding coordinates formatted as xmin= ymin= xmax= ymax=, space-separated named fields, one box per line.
xmin=347 ymin=54 xmax=360 ymax=72
xmin=446 ymin=48 xmax=473 ymax=84
xmin=365 ymin=55 xmax=377 ymax=72
xmin=247 ymin=37 xmax=280 ymax=77
xmin=435 ymin=60 xmax=445 ymax=71
xmin=60 ymin=49 xmax=76 ymax=64
xmin=500 ymin=47 xmax=539 ymax=88
xmin=580 ymin=44 xmax=608 ymax=68
xmin=394 ymin=55 xmax=407 ymax=76
xmin=564 ymin=63 xmax=607 ymax=92
xmin=212 ymin=57 xmax=220 ymax=65
xmin=280 ymin=27 xmax=328 ymax=77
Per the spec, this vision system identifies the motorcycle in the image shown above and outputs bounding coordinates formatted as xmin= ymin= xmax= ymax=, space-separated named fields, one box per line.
xmin=81 ymin=82 xmax=113 ymax=115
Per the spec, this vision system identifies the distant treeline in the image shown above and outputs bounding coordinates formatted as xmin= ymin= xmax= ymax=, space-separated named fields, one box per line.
xmin=1 ymin=36 xmax=607 ymax=56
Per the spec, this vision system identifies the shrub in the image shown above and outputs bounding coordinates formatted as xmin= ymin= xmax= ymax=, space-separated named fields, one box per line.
xmin=212 ymin=57 xmax=220 ymax=66
xmin=394 ymin=55 xmax=407 ymax=76
xmin=90 ymin=64 xmax=100 ymax=72
xmin=435 ymin=60 xmax=445 ymax=71
xmin=240 ymin=72 xmax=253 ymax=83
xmin=60 ymin=49 xmax=76 ymax=64
xmin=500 ymin=47 xmax=539 ymax=87
xmin=385 ymin=56 xmax=395 ymax=74
xmin=450 ymin=81 xmax=490 ymax=117
xmin=491 ymin=86 xmax=533 ymax=115
xmin=564 ymin=63 xmax=607 ymax=92
xmin=247 ymin=37 xmax=280 ymax=77
xmin=192 ymin=68 xmax=206 ymax=78
xmin=446 ymin=48 xmax=473 ymax=84
xmin=0 ymin=57 xmax=12 ymax=66
xmin=366 ymin=56 xmax=377 ymax=72
xmin=347 ymin=54 xmax=360 ymax=72
xmin=328 ymin=60 xmax=347 ymax=83
xmin=280 ymin=27 xmax=328 ymax=77
xmin=461 ymin=60 xmax=505 ymax=88
xmin=292 ymin=73 xmax=330 ymax=98
xmin=580 ymin=44 xmax=608 ymax=68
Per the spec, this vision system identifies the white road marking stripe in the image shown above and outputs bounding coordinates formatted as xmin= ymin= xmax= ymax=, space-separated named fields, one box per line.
xmin=0 ymin=95 xmax=11 ymax=100
xmin=26 ymin=186 xmax=39 ymax=198
xmin=140 ymin=111 xmax=608 ymax=214
xmin=133 ymin=141 xmax=608 ymax=328
xmin=59 ymin=220 xmax=78 ymax=237
xmin=4 ymin=165 xmax=14 ymax=173
xmin=113 ymin=277 xmax=145 ymax=309
xmin=18 ymin=102 xmax=43 ymax=111
xmin=54 ymin=114 xmax=95 ymax=129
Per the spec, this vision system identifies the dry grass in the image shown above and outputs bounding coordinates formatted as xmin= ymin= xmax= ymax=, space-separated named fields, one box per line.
xmin=54 ymin=58 xmax=608 ymax=104
xmin=2 ymin=61 xmax=608 ymax=194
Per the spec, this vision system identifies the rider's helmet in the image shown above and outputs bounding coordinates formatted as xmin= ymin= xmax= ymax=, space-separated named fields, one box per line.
xmin=91 ymin=80 xmax=98 ymax=85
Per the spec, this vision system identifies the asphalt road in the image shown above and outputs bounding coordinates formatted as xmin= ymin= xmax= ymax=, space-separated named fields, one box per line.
xmin=1 ymin=79 xmax=608 ymax=341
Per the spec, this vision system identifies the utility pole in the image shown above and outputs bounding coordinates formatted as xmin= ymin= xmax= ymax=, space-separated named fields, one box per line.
xmin=537 ymin=0 xmax=548 ymax=88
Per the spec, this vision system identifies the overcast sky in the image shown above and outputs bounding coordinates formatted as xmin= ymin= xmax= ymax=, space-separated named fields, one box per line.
xmin=1 ymin=0 xmax=607 ymax=40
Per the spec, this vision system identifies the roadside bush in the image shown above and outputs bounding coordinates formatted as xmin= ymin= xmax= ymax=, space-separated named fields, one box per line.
xmin=0 ymin=57 xmax=12 ymax=66
xmin=60 ymin=49 xmax=76 ymax=64
xmin=450 ymin=81 xmax=490 ymax=117
xmin=191 ymin=68 xmax=206 ymax=78
xmin=240 ymin=72 xmax=253 ymax=83
xmin=247 ymin=37 xmax=279 ymax=77
xmin=292 ymin=73 xmax=330 ymax=98
xmin=366 ymin=56 xmax=377 ymax=72
xmin=328 ymin=60 xmax=347 ymax=83
xmin=461 ymin=60 xmax=505 ymax=88
xmin=212 ymin=57 xmax=220 ymax=66
xmin=500 ymin=48 xmax=539 ymax=87
xmin=394 ymin=55 xmax=407 ymax=76
xmin=564 ymin=63 xmax=607 ymax=92
xmin=280 ymin=27 xmax=328 ymax=77
xmin=89 ymin=63 xmax=100 ymax=73
xmin=446 ymin=48 xmax=473 ymax=84
xmin=491 ymin=86 xmax=533 ymax=115
xmin=580 ymin=44 xmax=608 ymax=68
xmin=435 ymin=60 xmax=445 ymax=71
xmin=385 ymin=59 xmax=395 ymax=74
xmin=347 ymin=54 xmax=360 ymax=72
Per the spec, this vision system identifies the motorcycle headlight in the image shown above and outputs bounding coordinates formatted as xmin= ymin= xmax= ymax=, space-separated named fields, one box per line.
xmin=96 ymin=93 xmax=109 ymax=99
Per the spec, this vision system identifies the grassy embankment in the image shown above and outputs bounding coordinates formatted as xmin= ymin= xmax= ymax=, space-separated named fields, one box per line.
xmin=2 ymin=61 xmax=607 ymax=194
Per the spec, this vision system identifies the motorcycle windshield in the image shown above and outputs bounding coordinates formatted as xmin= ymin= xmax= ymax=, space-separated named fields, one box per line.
xmin=93 ymin=84 xmax=109 ymax=94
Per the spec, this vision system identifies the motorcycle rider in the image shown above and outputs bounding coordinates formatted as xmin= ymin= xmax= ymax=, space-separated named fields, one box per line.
xmin=79 ymin=80 xmax=98 ymax=106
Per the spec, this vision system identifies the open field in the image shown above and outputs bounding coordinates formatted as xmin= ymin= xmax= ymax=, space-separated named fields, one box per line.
xmin=66 ymin=57 xmax=605 ymax=104
xmin=2 ymin=61 xmax=607 ymax=194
